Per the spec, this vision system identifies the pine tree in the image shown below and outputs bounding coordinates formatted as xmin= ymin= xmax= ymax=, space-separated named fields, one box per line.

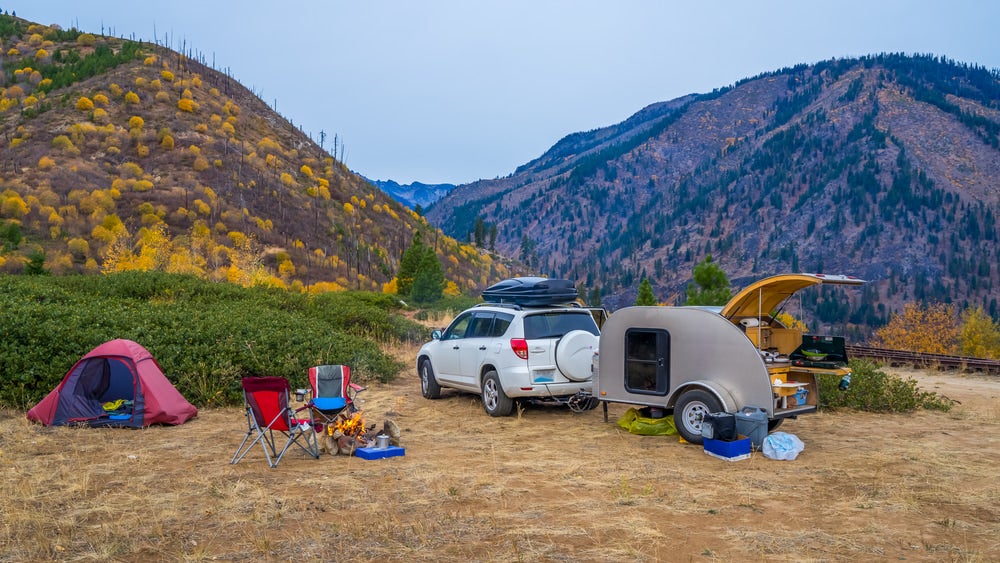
xmin=684 ymin=255 xmax=732 ymax=306
xmin=411 ymin=246 xmax=445 ymax=303
xmin=635 ymin=278 xmax=657 ymax=306
xmin=589 ymin=286 xmax=602 ymax=307
xmin=396 ymin=231 xmax=426 ymax=297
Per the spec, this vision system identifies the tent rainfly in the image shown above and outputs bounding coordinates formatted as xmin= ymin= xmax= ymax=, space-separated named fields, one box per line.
xmin=26 ymin=339 xmax=197 ymax=428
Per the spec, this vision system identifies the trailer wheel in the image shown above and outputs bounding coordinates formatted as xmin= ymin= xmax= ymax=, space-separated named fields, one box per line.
xmin=674 ymin=389 xmax=722 ymax=444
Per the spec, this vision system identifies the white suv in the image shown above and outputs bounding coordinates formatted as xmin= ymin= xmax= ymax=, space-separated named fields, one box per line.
xmin=417 ymin=303 xmax=601 ymax=416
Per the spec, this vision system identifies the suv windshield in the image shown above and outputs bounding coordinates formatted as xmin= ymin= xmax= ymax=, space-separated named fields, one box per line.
xmin=523 ymin=311 xmax=599 ymax=339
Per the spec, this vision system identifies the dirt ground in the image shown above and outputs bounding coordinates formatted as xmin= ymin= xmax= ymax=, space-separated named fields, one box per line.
xmin=1 ymin=366 xmax=998 ymax=562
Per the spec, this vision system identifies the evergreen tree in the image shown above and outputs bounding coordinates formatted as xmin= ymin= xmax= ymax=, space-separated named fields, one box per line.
xmin=25 ymin=250 xmax=49 ymax=276
xmin=684 ymin=255 xmax=731 ymax=305
xmin=589 ymin=286 xmax=602 ymax=307
xmin=473 ymin=217 xmax=486 ymax=247
xmin=635 ymin=278 xmax=657 ymax=306
xmin=396 ymin=231 xmax=426 ymax=297
xmin=411 ymin=246 xmax=445 ymax=303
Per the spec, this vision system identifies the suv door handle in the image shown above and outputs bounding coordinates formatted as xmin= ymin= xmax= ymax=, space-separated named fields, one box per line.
xmin=479 ymin=345 xmax=487 ymax=350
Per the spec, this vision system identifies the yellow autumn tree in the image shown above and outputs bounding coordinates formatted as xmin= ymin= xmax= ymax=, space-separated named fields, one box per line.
xmin=100 ymin=222 xmax=137 ymax=272
xmin=37 ymin=156 xmax=56 ymax=170
xmin=959 ymin=307 xmax=1000 ymax=359
xmin=134 ymin=224 xmax=172 ymax=271
xmin=873 ymin=302 xmax=959 ymax=355
xmin=774 ymin=312 xmax=808 ymax=332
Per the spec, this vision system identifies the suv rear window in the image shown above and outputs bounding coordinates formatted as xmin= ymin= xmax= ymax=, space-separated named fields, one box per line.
xmin=523 ymin=311 xmax=599 ymax=339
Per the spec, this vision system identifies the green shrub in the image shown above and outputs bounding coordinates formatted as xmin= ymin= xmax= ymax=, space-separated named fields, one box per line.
xmin=0 ymin=273 xmax=424 ymax=409
xmin=818 ymin=359 xmax=953 ymax=412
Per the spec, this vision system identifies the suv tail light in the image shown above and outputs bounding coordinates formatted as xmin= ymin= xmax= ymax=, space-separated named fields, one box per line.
xmin=510 ymin=338 xmax=528 ymax=360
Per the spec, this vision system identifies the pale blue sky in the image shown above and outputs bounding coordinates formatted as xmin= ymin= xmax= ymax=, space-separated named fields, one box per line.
xmin=6 ymin=1 xmax=999 ymax=184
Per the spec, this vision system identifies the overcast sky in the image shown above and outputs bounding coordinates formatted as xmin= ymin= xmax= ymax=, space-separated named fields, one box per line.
xmin=7 ymin=1 xmax=1000 ymax=185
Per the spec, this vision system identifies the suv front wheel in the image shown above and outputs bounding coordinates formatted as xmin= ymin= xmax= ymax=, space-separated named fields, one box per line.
xmin=481 ymin=370 xmax=514 ymax=417
xmin=420 ymin=359 xmax=442 ymax=399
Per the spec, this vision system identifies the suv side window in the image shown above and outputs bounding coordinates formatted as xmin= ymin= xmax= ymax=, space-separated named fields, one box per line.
xmin=468 ymin=313 xmax=496 ymax=338
xmin=442 ymin=312 xmax=473 ymax=340
xmin=491 ymin=312 xmax=514 ymax=337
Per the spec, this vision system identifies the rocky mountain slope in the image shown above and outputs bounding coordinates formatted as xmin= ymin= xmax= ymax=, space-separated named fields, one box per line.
xmin=427 ymin=54 xmax=1000 ymax=330
xmin=0 ymin=15 xmax=507 ymax=293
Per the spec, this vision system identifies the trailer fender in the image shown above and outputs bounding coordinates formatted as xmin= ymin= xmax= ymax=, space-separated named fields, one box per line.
xmin=668 ymin=381 xmax=738 ymax=413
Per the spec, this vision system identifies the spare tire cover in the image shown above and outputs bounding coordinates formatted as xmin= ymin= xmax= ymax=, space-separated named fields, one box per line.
xmin=555 ymin=330 xmax=599 ymax=382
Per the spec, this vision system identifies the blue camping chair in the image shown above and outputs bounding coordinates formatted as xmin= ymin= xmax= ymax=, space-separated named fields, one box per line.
xmin=306 ymin=365 xmax=365 ymax=433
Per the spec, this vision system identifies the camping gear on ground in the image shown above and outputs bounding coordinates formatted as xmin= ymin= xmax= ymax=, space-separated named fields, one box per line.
xmin=231 ymin=376 xmax=319 ymax=468
xmin=734 ymin=406 xmax=768 ymax=448
xmin=355 ymin=444 xmax=406 ymax=460
xmin=305 ymin=365 xmax=365 ymax=433
xmin=702 ymin=412 xmax=736 ymax=441
xmin=703 ymin=434 xmax=751 ymax=461
xmin=481 ymin=277 xmax=578 ymax=306
xmin=762 ymin=432 xmax=805 ymax=461
xmin=25 ymin=339 xmax=197 ymax=428
xmin=616 ymin=407 xmax=678 ymax=436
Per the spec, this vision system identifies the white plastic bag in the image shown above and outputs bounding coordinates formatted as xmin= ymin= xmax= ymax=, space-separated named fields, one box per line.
xmin=762 ymin=432 xmax=805 ymax=461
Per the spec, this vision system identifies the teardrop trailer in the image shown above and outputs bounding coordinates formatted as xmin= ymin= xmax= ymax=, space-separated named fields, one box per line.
xmin=592 ymin=273 xmax=865 ymax=443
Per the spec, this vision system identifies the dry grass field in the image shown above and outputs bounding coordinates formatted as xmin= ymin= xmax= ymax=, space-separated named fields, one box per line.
xmin=2 ymin=354 xmax=998 ymax=561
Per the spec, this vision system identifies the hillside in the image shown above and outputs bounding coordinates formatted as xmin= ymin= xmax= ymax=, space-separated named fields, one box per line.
xmin=0 ymin=15 xmax=509 ymax=293
xmin=427 ymin=54 xmax=1000 ymax=331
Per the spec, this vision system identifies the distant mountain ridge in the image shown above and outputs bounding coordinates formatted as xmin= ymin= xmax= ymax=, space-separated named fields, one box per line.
xmin=366 ymin=178 xmax=455 ymax=211
xmin=427 ymin=54 xmax=1000 ymax=331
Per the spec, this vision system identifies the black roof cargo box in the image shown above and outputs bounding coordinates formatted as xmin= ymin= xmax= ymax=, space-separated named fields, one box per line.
xmin=481 ymin=277 xmax=578 ymax=306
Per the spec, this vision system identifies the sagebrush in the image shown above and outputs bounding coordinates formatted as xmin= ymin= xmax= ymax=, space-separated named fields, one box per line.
xmin=0 ymin=272 xmax=424 ymax=408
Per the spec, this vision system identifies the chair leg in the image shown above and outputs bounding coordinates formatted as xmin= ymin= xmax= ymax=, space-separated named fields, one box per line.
xmin=272 ymin=423 xmax=320 ymax=467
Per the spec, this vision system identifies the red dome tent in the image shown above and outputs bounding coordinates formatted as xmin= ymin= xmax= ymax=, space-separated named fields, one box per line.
xmin=26 ymin=339 xmax=197 ymax=428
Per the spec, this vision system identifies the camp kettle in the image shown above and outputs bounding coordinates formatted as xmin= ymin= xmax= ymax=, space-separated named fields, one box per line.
xmin=376 ymin=434 xmax=390 ymax=449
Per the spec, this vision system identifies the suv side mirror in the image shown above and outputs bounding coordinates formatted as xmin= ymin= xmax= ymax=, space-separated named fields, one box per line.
xmin=431 ymin=329 xmax=442 ymax=340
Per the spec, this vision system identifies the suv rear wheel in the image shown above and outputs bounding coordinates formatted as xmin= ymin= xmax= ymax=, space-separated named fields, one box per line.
xmin=481 ymin=370 xmax=513 ymax=417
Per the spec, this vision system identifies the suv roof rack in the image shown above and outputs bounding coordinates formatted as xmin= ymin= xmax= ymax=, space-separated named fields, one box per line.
xmin=475 ymin=302 xmax=522 ymax=311
xmin=475 ymin=301 xmax=582 ymax=310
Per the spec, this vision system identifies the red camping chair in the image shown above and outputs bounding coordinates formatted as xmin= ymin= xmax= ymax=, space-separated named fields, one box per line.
xmin=306 ymin=365 xmax=366 ymax=432
xmin=231 ymin=377 xmax=319 ymax=468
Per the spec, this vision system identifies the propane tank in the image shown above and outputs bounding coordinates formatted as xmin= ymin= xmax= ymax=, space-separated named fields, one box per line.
xmin=838 ymin=373 xmax=852 ymax=391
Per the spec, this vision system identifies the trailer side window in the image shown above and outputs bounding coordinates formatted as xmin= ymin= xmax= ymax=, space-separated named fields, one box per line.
xmin=624 ymin=329 xmax=670 ymax=395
